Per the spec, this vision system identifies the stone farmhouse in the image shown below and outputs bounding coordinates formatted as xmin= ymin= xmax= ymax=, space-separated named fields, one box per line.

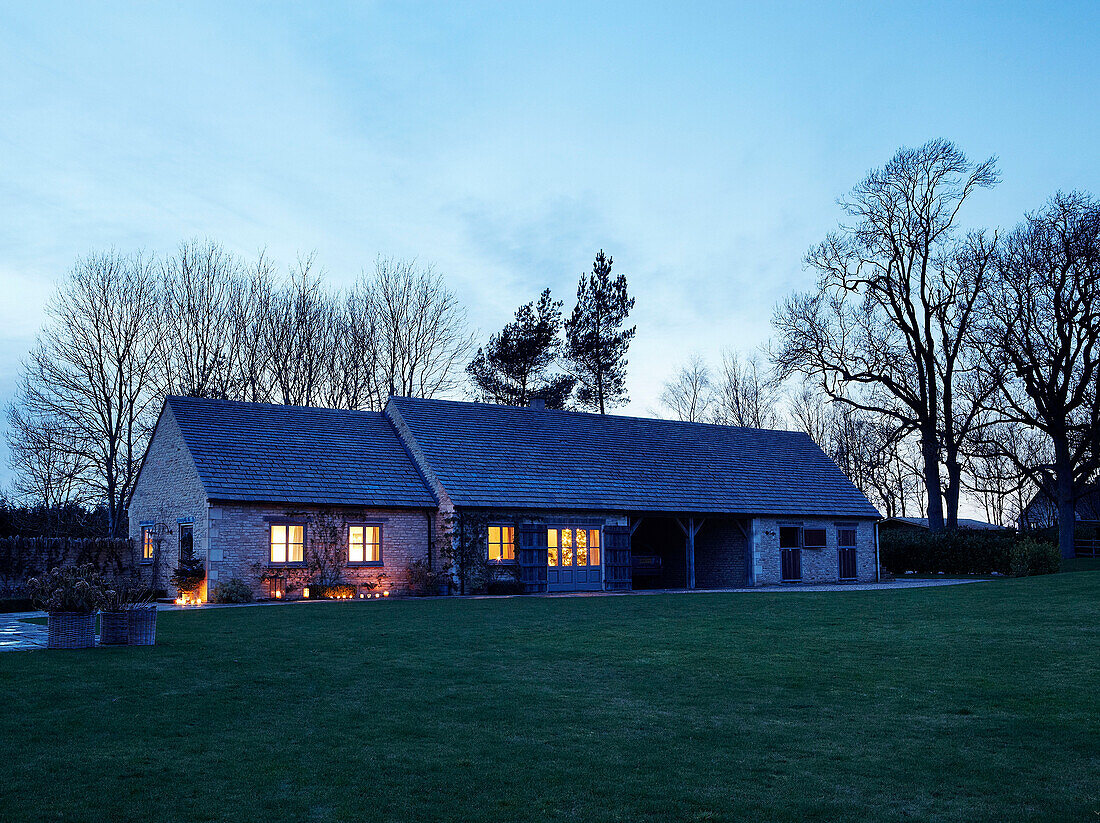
xmin=129 ymin=395 xmax=881 ymax=599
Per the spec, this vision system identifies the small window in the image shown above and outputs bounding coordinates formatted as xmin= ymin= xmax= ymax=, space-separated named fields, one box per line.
xmin=141 ymin=525 xmax=155 ymax=563
xmin=838 ymin=526 xmax=857 ymax=548
xmin=548 ymin=528 xmax=559 ymax=567
xmin=779 ymin=526 xmax=802 ymax=549
xmin=179 ymin=523 xmax=194 ymax=562
xmin=803 ymin=528 xmax=827 ymax=549
xmin=349 ymin=525 xmax=382 ymax=564
xmin=270 ymin=523 xmax=305 ymax=564
xmin=488 ymin=525 xmax=515 ymax=562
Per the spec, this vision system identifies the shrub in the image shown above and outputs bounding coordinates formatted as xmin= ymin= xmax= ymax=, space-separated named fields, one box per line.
xmin=212 ymin=577 xmax=254 ymax=604
xmin=1008 ymin=539 xmax=1061 ymax=578
xmin=170 ymin=555 xmax=206 ymax=597
xmin=25 ymin=564 xmax=110 ymax=614
xmin=486 ymin=577 xmax=523 ymax=596
xmin=404 ymin=558 xmax=448 ymax=596
xmin=307 ymin=583 xmax=357 ymax=599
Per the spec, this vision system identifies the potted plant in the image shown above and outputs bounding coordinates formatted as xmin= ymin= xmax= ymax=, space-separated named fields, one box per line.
xmin=170 ymin=553 xmax=206 ymax=604
xmin=126 ymin=587 xmax=158 ymax=646
xmin=25 ymin=565 xmax=108 ymax=650
xmin=99 ymin=580 xmax=132 ymax=646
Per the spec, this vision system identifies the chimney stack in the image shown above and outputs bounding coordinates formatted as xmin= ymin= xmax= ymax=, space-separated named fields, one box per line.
xmin=529 ymin=397 xmax=546 ymax=410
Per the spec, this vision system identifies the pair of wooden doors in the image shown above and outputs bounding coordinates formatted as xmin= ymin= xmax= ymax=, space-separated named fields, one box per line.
xmin=547 ymin=527 xmax=602 ymax=591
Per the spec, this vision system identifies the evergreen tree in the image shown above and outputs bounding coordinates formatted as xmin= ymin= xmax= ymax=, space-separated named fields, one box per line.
xmin=564 ymin=250 xmax=636 ymax=413
xmin=466 ymin=289 xmax=575 ymax=409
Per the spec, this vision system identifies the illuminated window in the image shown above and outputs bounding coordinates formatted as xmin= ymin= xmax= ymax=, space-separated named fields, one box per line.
xmin=349 ymin=524 xmax=382 ymax=564
xmin=546 ymin=528 xmax=601 ymax=568
xmin=141 ymin=524 xmax=155 ymax=563
xmin=487 ymin=525 xmax=515 ymax=562
xmin=270 ymin=523 xmax=305 ymax=564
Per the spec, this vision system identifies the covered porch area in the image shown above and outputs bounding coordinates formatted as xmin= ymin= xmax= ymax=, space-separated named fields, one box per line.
xmin=627 ymin=513 xmax=753 ymax=590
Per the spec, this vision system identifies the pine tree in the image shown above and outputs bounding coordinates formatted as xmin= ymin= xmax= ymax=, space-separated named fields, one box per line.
xmin=564 ymin=250 xmax=636 ymax=414
xmin=466 ymin=289 xmax=575 ymax=408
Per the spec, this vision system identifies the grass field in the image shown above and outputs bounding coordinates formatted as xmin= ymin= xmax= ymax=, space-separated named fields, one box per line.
xmin=2 ymin=575 xmax=1098 ymax=823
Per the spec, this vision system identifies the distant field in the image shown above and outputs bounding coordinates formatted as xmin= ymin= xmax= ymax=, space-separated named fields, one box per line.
xmin=2 ymin=574 xmax=1098 ymax=822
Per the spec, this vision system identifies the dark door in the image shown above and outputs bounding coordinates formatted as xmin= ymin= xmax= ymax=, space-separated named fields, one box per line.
xmin=779 ymin=525 xmax=802 ymax=582
xmin=838 ymin=525 xmax=857 ymax=580
xmin=781 ymin=548 xmax=802 ymax=581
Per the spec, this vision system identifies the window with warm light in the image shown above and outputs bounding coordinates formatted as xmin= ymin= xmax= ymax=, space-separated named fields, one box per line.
xmin=487 ymin=525 xmax=515 ymax=562
xmin=140 ymin=524 xmax=155 ymax=563
xmin=270 ymin=523 xmax=305 ymax=564
xmin=349 ymin=524 xmax=382 ymax=564
xmin=547 ymin=528 xmax=600 ymax=568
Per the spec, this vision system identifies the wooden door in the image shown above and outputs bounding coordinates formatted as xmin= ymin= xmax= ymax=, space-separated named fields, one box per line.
xmin=517 ymin=524 xmax=548 ymax=593
xmin=603 ymin=525 xmax=632 ymax=591
xmin=781 ymin=548 xmax=802 ymax=582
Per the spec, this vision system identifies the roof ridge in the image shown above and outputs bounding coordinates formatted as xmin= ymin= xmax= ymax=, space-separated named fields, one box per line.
xmin=389 ymin=395 xmax=807 ymax=437
xmin=167 ymin=395 xmax=384 ymax=417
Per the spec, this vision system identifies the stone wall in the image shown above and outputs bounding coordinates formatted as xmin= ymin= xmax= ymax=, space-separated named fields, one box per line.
xmin=207 ymin=503 xmax=435 ymax=599
xmin=127 ymin=405 xmax=209 ymax=597
xmin=694 ymin=518 xmax=750 ymax=588
xmin=751 ymin=517 xmax=878 ymax=585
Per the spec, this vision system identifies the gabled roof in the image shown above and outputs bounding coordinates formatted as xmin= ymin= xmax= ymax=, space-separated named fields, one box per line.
xmin=164 ymin=396 xmax=436 ymax=508
xmin=387 ymin=396 xmax=880 ymax=517
xmin=880 ymin=516 xmax=1007 ymax=531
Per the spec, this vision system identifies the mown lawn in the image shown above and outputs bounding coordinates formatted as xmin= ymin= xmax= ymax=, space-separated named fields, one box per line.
xmin=1 ymin=576 xmax=1098 ymax=823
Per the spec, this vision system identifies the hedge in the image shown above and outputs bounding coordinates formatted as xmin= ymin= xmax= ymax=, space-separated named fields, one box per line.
xmin=880 ymin=528 xmax=1059 ymax=577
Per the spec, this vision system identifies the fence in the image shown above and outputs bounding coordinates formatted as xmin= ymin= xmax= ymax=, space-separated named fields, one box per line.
xmin=1075 ymin=537 xmax=1100 ymax=558
xmin=0 ymin=536 xmax=136 ymax=599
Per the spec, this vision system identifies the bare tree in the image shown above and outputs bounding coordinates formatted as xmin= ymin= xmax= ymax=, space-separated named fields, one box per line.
xmin=659 ymin=355 xmax=713 ymax=422
xmin=774 ymin=139 xmax=999 ymax=531
xmin=977 ymin=192 xmax=1100 ymax=557
xmin=788 ymin=384 xmax=920 ymax=518
xmin=4 ymin=406 xmax=87 ymax=511
xmin=228 ymin=253 xmax=278 ymax=403
xmin=14 ymin=251 xmax=162 ymax=536
xmin=711 ymin=351 xmax=782 ymax=428
xmin=260 ymin=255 xmax=340 ymax=407
xmin=964 ymin=419 xmax=1046 ymax=527
xmin=158 ymin=239 xmax=245 ymax=398
xmin=324 ymin=279 xmax=387 ymax=411
xmin=371 ymin=258 xmax=473 ymax=400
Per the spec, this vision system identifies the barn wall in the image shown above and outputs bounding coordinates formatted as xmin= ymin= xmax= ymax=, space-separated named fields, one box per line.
xmin=208 ymin=503 xmax=434 ymax=599
xmin=752 ymin=517 xmax=878 ymax=585
xmin=694 ymin=518 xmax=750 ymax=588
xmin=127 ymin=404 xmax=209 ymax=597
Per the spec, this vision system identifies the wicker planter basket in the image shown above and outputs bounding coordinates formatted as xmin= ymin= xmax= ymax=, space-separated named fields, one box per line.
xmin=47 ymin=612 xmax=96 ymax=649
xmin=127 ymin=605 xmax=157 ymax=646
xmin=99 ymin=610 xmax=129 ymax=645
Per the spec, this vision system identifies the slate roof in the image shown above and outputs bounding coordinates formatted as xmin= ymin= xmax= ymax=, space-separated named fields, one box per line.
xmin=388 ymin=396 xmax=880 ymax=517
xmin=164 ymin=396 xmax=436 ymax=508
xmin=881 ymin=517 xmax=1007 ymax=531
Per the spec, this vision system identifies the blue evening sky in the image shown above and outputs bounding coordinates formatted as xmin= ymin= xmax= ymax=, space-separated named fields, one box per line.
xmin=1 ymin=1 xmax=1098 ymax=488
